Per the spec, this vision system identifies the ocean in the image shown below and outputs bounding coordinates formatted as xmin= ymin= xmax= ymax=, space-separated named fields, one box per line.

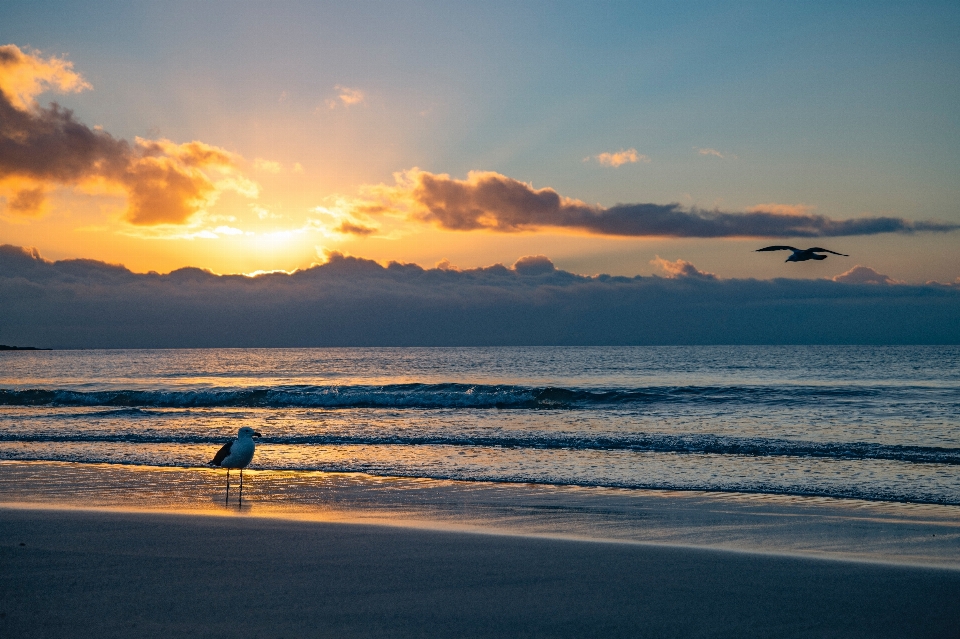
xmin=1 ymin=345 xmax=958 ymax=505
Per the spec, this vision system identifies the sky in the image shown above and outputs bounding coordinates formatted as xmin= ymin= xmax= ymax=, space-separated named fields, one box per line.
xmin=1 ymin=0 xmax=959 ymax=285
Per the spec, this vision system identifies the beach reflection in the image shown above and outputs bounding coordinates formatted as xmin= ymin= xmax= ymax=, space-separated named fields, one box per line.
xmin=2 ymin=460 xmax=959 ymax=569
xmin=3 ymin=439 xmax=958 ymax=505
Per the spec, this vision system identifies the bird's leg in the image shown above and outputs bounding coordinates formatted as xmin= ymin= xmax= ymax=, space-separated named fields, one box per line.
xmin=239 ymin=469 xmax=243 ymax=507
xmin=225 ymin=468 xmax=230 ymax=505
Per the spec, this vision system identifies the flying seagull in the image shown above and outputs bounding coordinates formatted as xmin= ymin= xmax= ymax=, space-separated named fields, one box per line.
xmin=210 ymin=426 xmax=262 ymax=506
xmin=755 ymin=246 xmax=849 ymax=262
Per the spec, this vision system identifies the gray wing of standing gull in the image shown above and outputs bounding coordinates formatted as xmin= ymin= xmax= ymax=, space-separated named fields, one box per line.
xmin=210 ymin=440 xmax=233 ymax=466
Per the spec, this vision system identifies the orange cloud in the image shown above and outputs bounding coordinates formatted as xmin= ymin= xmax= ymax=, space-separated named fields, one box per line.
xmin=434 ymin=258 xmax=458 ymax=271
xmin=695 ymin=147 xmax=736 ymax=159
xmin=254 ymin=158 xmax=282 ymax=173
xmin=747 ymin=203 xmax=815 ymax=216
xmin=651 ymin=256 xmax=717 ymax=280
xmin=588 ymin=148 xmax=649 ymax=167
xmin=832 ymin=265 xmax=902 ymax=285
xmin=0 ymin=44 xmax=256 ymax=225
xmin=121 ymin=139 xmax=249 ymax=225
xmin=324 ymin=85 xmax=366 ymax=109
xmin=0 ymin=44 xmax=90 ymax=110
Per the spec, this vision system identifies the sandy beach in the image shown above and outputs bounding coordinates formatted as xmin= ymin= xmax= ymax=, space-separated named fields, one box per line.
xmin=2 ymin=506 xmax=959 ymax=639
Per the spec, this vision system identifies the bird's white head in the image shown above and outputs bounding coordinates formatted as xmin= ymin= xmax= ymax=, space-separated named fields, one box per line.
xmin=237 ymin=427 xmax=263 ymax=438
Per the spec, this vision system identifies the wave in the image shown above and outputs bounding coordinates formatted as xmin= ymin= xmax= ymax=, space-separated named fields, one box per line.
xmin=0 ymin=382 xmax=914 ymax=410
xmin=2 ymin=431 xmax=957 ymax=465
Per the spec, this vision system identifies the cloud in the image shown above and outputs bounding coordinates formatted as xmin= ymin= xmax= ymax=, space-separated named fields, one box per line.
xmin=435 ymin=258 xmax=458 ymax=271
xmin=0 ymin=44 xmax=90 ymax=110
xmin=253 ymin=158 xmax=282 ymax=174
xmin=747 ymin=203 xmax=816 ymax=217
xmin=253 ymin=205 xmax=281 ymax=221
xmin=832 ymin=265 xmax=902 ymax=285
xmin=0 ymin=44 xmax=257 ymax=225
xmin=337 ymin=220 xmax=377 ymax=236
xmin=651 ymin=256 xmax=717 ymax=280
xmin=354 ymin=168 xmax=960 ymax=238
xmin=325 ymin=85 xmax=365 ymax=109
xmin=587 ymin=148 xmax=649 ymax=167
xmin=512 ymin=254 xmax=556 ymax=275
xmin=695 ymin=147 xmax=736 ymax=160
xmin=123 ymin=138 xmax=255 ymax=225
xmin=212 ymin=225 xmax=244 ymax=236
xmin=2 ymin=244 xmax=958 ymax=347
xmin=5 ymin=186 xmax=46 ymax=216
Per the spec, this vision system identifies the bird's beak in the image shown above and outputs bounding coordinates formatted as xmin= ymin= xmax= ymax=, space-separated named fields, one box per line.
xmin=253 ymin=431 xmax=263 ymax=437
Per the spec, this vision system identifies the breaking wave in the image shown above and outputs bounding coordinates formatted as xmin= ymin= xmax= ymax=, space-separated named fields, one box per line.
xmin=0 ymin=382 xmax=908 ymax=410
xmin=1 ymin=431 xmax=957 ymax=466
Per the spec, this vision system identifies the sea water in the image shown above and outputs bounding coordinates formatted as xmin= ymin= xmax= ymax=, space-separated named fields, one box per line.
xmin=1 ymin=346 xmax=958 ymax=505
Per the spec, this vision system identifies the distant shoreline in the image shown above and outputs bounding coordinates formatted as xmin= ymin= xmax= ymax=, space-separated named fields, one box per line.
xmin=0 ymin=345 xmax=51 ymax=351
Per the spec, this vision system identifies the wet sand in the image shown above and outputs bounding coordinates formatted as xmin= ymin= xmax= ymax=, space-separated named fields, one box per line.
xmin=2 ymin=506 xmax=959 ymax=639
xmin=3 ymin=461 xmax=960 ymax=568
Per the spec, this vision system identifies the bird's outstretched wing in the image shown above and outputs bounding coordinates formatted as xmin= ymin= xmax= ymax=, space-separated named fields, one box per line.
xmin=210 ymin=440 xmax=232 ymax=466
xmin=808 ymin=247 xmax=848 ymax=256
xmin=755 ymin=246 xmax=799 ymax=252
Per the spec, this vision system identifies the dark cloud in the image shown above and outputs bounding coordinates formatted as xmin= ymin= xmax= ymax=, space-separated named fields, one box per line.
xmin=371 ymin=170 xmax=959 ymax=238
xmin=596 ymin=203 xmax=957 ymax=237
xmin=0 ymin=44 xmax=253 ymax=224
xmin=512 ymin=255 xmax=556 ymax=275
xmin=337 ymin=220 xmax=378 ymax=236
xmin=0 ymin=98 xmax=127 ymax=183
xmin=6 ymin=186 xmax=46 ymax=215
xmin=2 ymin=244 xmax=958 ymax=348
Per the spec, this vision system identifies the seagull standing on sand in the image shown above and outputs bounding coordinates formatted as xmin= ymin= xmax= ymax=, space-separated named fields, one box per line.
xmin=210 ymin=426 xmax=262 ymax=505
xmin=755 ymin=246 xmax=849 ymax=262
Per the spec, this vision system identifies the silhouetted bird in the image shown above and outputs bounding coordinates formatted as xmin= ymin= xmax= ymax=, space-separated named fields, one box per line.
xmin=210 ymin=426 xmax=262 ymax=505
xmin=755 ymin=246 xmax=848 ymax=262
